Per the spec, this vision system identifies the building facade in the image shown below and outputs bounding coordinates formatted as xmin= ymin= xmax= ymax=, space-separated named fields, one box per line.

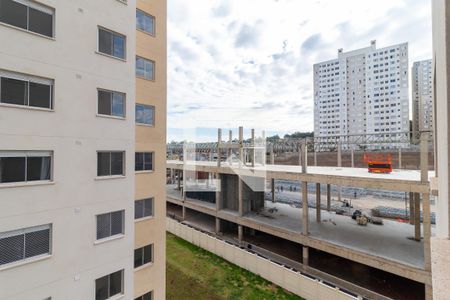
xmin=313 ymin=41 xmax=409 ymax=149
xmin=0 ymin=0 xmax=166 ymax=299
xmin=412 ymin=59 xmax=433 ymax=139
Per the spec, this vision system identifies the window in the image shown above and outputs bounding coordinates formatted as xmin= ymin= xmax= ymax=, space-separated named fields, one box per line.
xmin=135 ymin=291 xmax=152 ymax=300
xmin=136 ymin=9 xmax=155 ymax=35
xmin=96 ymin=210 xmax=124 ymax=240
xmin=0 ymin=151 xmax=52 ymax=184
xmin=0 ymin=0 xmax=54 ymax=37
xmin=135 ymin=104 xmax=154 ymax=125
xmin=95 ymin=269 xmax=124 ymax=300
xmin=98 ymin=89 xmax=125 ymax=118
xmin=98 ymin=27 xmax=126 ymax=59
xmin=136 ymin=56 xmax=154 ymax=80
xmin=135 ymin=152 xmax=153 ymax=171
xmin=0 ymin=70 xmax=53 ymax=109
xmin=134 ymin=244 xmax=153 ymax=268
xmin=97 ymin=151 xmax=124 ymax=176
xmin=0 ymin=224 xmax=51 ymax=266
xmin=134 ymin=198 xmax=154 ymax=219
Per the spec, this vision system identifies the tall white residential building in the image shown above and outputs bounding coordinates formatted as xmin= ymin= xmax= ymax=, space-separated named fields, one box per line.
xmin=313 ymin=40 xmax=410 ymax=149
xmin=412 ymin=59 xmax=433 ymax=138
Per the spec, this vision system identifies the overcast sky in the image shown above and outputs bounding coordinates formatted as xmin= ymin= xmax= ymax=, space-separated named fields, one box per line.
xmin=167 ymin=0 xmax=432 ymax=142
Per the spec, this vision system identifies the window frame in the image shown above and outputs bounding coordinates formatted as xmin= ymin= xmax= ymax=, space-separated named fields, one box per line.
xmin=96 ymin=151 xmax=125 ymax=178
xmin=134 ymin=291 xmax=153 ymax=300
xmin=0 ymin=151 xmax=53 ymax=185
xmin=0 ymin=224 xmax=52 ymax=269
xmin=135 ymin=103 xmax=155 ymax=126
xmin=135 ymin=152 xmax=154 ymax=172
xmin=95 ymin=210 xmax=125 ymax=242
xmin=136 ymin=9 xmax=155 ymax=36
xmin=97 ymin=88 xmax=126 ymax=119
xmin=0 ymin=0 xmax=55 ymax=39
xmin=0 ymin=70 xmax=54 ymax=110
xmin=134 ymin=197 xmax=154 ymax=220
xmin=134 ymin=244 xmax=153 ymax=269
xmin=135 ymin=56 xmax=155 ymax=81
xmin=95 ymin=269 xmax=124 ymax=300
xmin=97 ymin=26 xmax=127 ymax=60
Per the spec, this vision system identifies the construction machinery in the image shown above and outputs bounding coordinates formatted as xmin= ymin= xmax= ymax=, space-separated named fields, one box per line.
xmin=363 ymin=153 xmax=392 ymax=174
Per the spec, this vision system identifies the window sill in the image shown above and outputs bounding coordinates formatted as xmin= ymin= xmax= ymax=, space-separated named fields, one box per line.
xmin=94 ymin=234 xmax=124 ymax=245
xmin=135 ymin=170 xmax=154 ymax=174
xmin=136 ymin=75 xmax=155 ymax=82
xmin=134 ymin=216 xmax=154 ymax=223
xmin=134 ymin=262 xmax=153 ymax=272
xmin=95 ymin=175 xmax=126 ymax=181
xmin=136 ymin=123 xmax=155 ymax=128
xmin=0 ymin=181 xmax=55 ymax=189
xmin=107 ymin=293 xmax=124 ymax=300
xmin=0 ymin=254 xmax=52 ymax=271
xmin=0 ymin=102 xmax=54 ymax=112
xmin=136 ymin=28 xmax=155 ymax=38
xmin=0 ymin=22 xmax=55 ymax=40
xmin=96 ymin=114 xmax=126 ymax=121
xmin=95 ymin=51 xmax=126 ymax=62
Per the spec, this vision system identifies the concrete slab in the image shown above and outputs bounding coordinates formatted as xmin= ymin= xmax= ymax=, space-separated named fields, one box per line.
xmin=245 ymin=201 xmax=429 ymax=269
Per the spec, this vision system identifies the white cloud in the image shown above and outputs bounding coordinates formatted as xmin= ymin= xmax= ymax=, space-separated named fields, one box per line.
xmin=168 ymin=0 xmax=432 ymax=142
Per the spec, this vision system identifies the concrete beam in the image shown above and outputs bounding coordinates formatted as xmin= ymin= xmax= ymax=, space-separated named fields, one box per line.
xmin=316 ymin=183 xmax=321 ymax=222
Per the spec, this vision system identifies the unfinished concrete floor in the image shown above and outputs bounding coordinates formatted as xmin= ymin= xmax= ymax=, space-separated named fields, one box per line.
xmin=246 ymin=201 xmax=427 ymax=269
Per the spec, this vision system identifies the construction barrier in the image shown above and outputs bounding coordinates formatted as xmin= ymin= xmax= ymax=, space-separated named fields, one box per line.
xmin=166 ymin=217 xmax=358 ymax=300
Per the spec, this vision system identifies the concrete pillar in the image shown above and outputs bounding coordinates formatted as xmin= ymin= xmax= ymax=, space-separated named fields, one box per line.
xmin=316 ymin=183 xmax=321 ymax=222
xmin=270 ymin=147 xmax=275 ymax=165
xmin=251 ymin=129 xmax=255 ymax=167
xmin=215 ymin=218 xmax=221 ymax=234
xmin=327 ymin=184 xmax=331 ymax=211
xmin=238 ymin=225 xmax=243 ymax=242
xmin=177 ymin=169 xmax=181 ymax=190
xmin=182 ymin=205 xmax=186 ymax=221
xmin=239 ymin=126 xmax=244 ymax=166
xmin=420 ymin=132 xmax=429 ymax=183
xmin=228 ymin=130 xmax=232 ymax=159
xmin=314 ymin=150 xmax=318 ymax=166
xmin=271 ymin=178 xmax=275 ymax=203
xmin=414 ymin=193 xmax=421 ymax=241
xmin=351 ymin=148 xmax=354 ymax=168
xmin=337 ymin=142 xmax=342 ymax=167
xmin=425 ymin=284 xmax=433 ymax=300
xmin=217 ymin=128 xmax=222 ymax=167
xmin=302 ymin=246 xmax=309 ymax=266
xmin=298 ymin=143 xmax=302 ymax=166
xmin=238 ymin=176 xmax=243 ymax=217
xmin=409 ymin=192 xmax=415 ymax=225
xmin=301 ymin=141 xmax=308 ymax=173
xmin=398 ymin=148 xmax=402 ymax=169
xmin=302 ymin=181 xmax=309 ymax=235
xmin=216 ymin=173 xmax=221 ymax=211
xmin=423 ymin=192 xmax=432 ymax=271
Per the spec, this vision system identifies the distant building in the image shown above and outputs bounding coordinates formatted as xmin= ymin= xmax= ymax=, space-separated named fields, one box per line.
xmin=412 ymin=59 xmax=433 ymax=139
xmin=313 ymin=41 xmax=409 ymax=150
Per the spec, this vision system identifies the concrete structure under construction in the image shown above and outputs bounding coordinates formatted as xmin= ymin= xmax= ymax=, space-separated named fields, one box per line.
xmin=166 ymin=127 xmax=433 ymax=300
xmin=412 ymin=59 xmax=433 ymax=139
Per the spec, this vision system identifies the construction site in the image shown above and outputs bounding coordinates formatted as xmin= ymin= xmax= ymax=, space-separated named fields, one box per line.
xmin=166 ymin=127 xmax=435 ymax=300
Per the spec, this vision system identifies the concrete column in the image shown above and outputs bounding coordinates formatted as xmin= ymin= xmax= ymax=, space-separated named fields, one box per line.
xmin=420 ymin=132 xmax=429 ymax=183
xmin=414 ymin=193 xmax=421 ymax=241
xmin=215 ymin=218 xmax=221 ymax=234
xmin=298 ymin=143 xmax=302 ymax=166
xmin=351 ymin=148 xmax=354 ymax=168
xmin=216 ymin=173 xmax=221 ymax=211
xmin=302 ymin=181 xmax=309 ymax=235
xmin=182 ymin=205 xmax=186 ymax=221
xmin=314 ymin=150 xmax=317 ymax=166
xmin=239 ymin=126 xmax=244 ymax=166
xmin=251 ymin=129 xmax=255 ymax=167
xmin=409 ymin=191 xmax=415 ymax=225
xmin=316 ymin=183 xmax=321 ymax=222
xmin=327 ymin=184 xmax=331 ymax=211
xmin=217 ymin=128 xmax=222 ymax=167
xmin=271 ymin=178 xmax=275 ymax=203
xmin=238 ymin=176 xmax=243 ymax=217
xmin=270 ymin=147 xmax=275 ymax=165
xmin=398 ymin=148 xmax=402 ymax=169
xmin=177 ymin=169 xmax=181 ymax=190
xmin=228 ymin=130 xmax=232 ymax=159
xmin=302 ymin=246 xmax=309 ymax=266
xmin=238 ymin=225 xmax=243 ymax=242
xmin=301 ymin=141 xmax=308 ymax=173
xmin=337 ymin=142 xmax=342 ymax=167
xmin=423 ymin=192 xmax=432 ymax=271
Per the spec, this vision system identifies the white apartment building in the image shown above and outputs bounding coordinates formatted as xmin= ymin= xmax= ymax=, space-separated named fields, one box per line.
xmin=0 ymin=0 xmax=144 ymax=299
xmin=412 ymin=59 xmax=433 ymax=139
xmin=313 ymin=40 xmax=410 ymax=149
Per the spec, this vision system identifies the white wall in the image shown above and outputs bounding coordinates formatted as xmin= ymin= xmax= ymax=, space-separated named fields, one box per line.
xmin=0 ymin=0 xmax=136 ymax=299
